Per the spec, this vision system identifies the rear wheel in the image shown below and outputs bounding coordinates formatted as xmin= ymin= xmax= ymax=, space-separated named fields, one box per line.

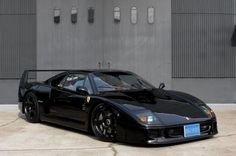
xmin=23 ymin=93 xmax=40 ymax=123
xmin=91 ymin=104 xmax=117 ymax=142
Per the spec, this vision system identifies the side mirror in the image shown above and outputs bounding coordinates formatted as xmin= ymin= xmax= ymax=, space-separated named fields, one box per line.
xmin=159 ymin=83 xmax=165 ymax=89
xmin=76 ymin=86 xmax=89 ymax=95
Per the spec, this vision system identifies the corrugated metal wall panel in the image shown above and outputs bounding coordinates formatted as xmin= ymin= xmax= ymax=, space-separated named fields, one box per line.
xmin=0 ymin=15 xmax=36 ymax=78
xmin=0 ymin=0 xmax=36 ymax=14
xmin=172 ymin=0 xmax=234 ymax=14
xmin=0 ymin=0 xmax=36 ymax=79
xmin=172 ymin=0 xmax=236 ymax=78
xmin=19 ymin=15 xmax=36 ymax=76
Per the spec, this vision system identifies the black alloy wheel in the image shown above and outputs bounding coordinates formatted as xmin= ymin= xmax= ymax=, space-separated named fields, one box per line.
xmin=24 ymin=93 xmax=40 ymax=123
xmin=91 ymin=104 xmax=117 ymax=142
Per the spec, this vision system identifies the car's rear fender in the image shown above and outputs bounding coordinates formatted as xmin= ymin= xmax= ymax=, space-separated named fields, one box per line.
xmin=19 ymin=85 xmax=41 ymax=114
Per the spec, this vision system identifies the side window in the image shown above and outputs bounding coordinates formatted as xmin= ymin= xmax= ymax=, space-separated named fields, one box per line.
xmin=51 ymin=74 xmax=67 ymax=87
xmin=60 ymin=73 xmax=93 ymax=94
xmin=63 ymin=75 xmax=75 ymax=89
xmin=63 ymin=74 xmax=86 ymax=91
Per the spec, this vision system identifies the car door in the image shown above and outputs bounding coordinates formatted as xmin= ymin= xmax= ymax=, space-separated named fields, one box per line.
xmin=49 ymin=72 xmax=92 ymax=122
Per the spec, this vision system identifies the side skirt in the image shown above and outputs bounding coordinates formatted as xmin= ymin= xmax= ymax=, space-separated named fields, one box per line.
xmin=40 ymin=115 xmax=89 ymax=132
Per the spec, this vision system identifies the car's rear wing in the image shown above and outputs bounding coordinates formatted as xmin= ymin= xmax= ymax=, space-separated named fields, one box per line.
xmin=18 ymin=70 xmax=69 ymax=102
xmin=19 ymin=70 xmax=69 ymax=88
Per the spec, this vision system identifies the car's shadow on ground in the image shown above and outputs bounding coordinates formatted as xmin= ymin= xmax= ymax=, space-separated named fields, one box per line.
xmin=18 ymin=112 xmax=98 ymax=139
xmin=18 ymin=112 xmax=212 ymax=148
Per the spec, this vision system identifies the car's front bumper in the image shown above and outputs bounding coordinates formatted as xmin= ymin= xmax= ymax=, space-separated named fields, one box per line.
xmin=146 ymin=132 xmax=216 ymax=145
xmin=146 ymin=119 xmax=217 ymax=144
xmin=123 ymin=119 xmax=218 ymax=145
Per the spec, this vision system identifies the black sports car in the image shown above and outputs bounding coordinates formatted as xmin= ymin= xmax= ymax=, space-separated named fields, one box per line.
xmin=18 ymin=70 xmax=218 ymax=145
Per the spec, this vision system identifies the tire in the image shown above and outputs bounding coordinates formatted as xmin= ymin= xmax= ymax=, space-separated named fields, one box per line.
xmin=91 ymin=104 xmax=117 ymax=142
xmin=23 ymin=92 xmax=40 ymax=123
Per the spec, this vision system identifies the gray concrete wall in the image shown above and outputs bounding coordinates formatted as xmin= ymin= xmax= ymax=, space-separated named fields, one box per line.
xmin=103 ymin=0 xmax=172 ymax=88
xmin=37 ymin=0 xmax=172 ymax=88
xmin=37 ymin=0 xmax=104 ymax=71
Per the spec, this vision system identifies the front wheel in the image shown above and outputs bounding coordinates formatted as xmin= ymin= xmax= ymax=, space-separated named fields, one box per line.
xmin=91 ymin=104 xmax=117 ymax=142
xmin=23 ymin=92 xmax=40 ymax=123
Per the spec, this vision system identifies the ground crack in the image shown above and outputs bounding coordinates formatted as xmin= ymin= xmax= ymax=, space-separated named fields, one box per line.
xmin=108 ymin=143 xmax=118 ymax=156
xmin=0 ymin=146 xmax=110 ymax=152
xmin=0 ymin=117 xmax=19 ymax=128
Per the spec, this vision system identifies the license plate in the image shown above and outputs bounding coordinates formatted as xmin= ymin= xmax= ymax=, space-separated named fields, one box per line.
xmin=184 ymin=124 xmax=200 ymax=137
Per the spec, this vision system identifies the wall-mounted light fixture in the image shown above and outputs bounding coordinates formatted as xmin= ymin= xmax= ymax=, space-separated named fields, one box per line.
xmin=71 ymin=7 xmax=78 ymax=24
xmin=53 ymin=8 xmax=61 ymax=24
xmin=148 ymin=7 xmax=155 ymax=24
xmin=88 ymin=7 xmax=95 ymax=24
xmin=114 ymin=7 xmax=121 ymax=23
xmin=131 ymin=7 xmax=137 ymax=24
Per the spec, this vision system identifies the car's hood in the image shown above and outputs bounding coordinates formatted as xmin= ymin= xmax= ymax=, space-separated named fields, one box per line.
xmin=100 ymin=89 xmax=209 ymax=125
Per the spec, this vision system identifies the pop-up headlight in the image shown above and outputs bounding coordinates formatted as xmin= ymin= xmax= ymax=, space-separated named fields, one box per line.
xmin=136 ymin=111 xmax=157 ymax=125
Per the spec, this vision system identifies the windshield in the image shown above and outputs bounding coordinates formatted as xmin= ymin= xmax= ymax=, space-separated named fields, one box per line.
xmin=93 ymin=72 xmax=154 ymax=92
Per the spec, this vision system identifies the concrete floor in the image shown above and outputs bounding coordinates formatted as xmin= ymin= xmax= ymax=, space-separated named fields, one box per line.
xmin=0 ymin=105 xmax=236 ymax=156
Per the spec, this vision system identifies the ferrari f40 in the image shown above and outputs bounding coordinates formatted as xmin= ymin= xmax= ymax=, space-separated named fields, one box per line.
xmin=18 ymin=70 xmax=218 ymax=145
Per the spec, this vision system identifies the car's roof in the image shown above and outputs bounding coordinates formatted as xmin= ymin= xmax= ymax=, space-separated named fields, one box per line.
xmin=27 ymin=69 xmax=134 ymax=84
